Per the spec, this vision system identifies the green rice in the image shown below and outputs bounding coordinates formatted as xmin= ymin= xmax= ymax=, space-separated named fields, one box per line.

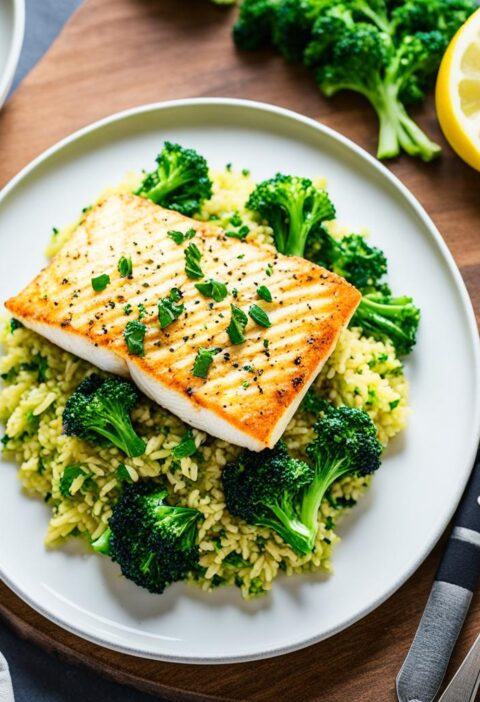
xmin=0 ymin=168 xmax=409 ymax=599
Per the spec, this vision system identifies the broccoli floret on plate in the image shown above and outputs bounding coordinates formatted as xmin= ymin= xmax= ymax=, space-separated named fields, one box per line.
xmin=222 ymin=441 xmax=315 ymax=555
xmin=246 ymin=173 xmax=335 ymax=257
xmin=92 ymin=481 xmax=202 ymax=594
xmin=313 ymin=232 xmax=388 ymax=290
xmin=135 ymin=142 xmax=212 ymax=216
xmin=63 ymin=374 xmax=146 ymax=457
xmin=352 ymin=290 xmax=421 ymax=356
xmin=222 ymin=406 xmax=382 ymax=554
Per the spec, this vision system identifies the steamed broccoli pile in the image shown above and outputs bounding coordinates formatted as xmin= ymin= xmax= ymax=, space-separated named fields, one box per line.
xmin=135 ymin=141 xmax=212 ymax=216
xmin=92 ymin=481 xmax=202 ymax=593
xmin=247 ymin=171 xmax=420 ymax=354
xmin=63 ymin=374 xmax=146 ymax=457
xmin=233 ymin=0 xmax=476 ymax=160
xmin=222 ymin=403 xmax=382 ymax=554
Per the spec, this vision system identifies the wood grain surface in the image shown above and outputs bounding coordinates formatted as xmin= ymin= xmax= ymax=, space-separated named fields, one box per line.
xmin=0 ymin=1 xmax=479 ymax=700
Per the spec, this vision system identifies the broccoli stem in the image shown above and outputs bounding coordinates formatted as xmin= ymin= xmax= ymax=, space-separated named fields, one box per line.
xmin=92 ymin=527 xmax=112 ymax=555
xmin=141 ymin=169 xmax=186 ymax=204
xmin=95 ymin=412 xmax=146 ymax=458
xmin=259 ymin=509 xmax=314 ymax=555
xmin=300 ymin=458 xmax=348 ymax=543
xmin=373 ymin=83 xmax=441 ymax=161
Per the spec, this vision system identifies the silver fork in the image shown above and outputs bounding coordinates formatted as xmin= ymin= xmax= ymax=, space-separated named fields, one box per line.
xmin=437 ymin=635 xmax=480 ymax=702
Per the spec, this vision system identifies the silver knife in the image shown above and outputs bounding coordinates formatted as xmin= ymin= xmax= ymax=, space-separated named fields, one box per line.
xmin=438 ymin=634 xmax=480 ymax=702
xmin=396 ymin=448 xmax=480 ymax=702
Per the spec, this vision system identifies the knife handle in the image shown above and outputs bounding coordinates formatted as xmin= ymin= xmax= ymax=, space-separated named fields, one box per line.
xmin=436 ymin=448 xmax=480 ymax=594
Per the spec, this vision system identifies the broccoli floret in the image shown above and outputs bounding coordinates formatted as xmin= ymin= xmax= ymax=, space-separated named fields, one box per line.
xmin=223 ymin=408 xmax=382 ymax=553
xmin=272 ymin=0 xmax=323 ymax=61
xmin=246 ymin=173 xmax=335 ymax=257
xmin=135 ymin=142 xmax=212 ymax=216
xmin=312 ymin=232 xmax=388 ymax=289
xmin=351 ymin=290 xmax=420 ymax=355
xmin=303 ymin=0 xmax=476 ymax=160
xmin=299 ymin=404 xmax=382 ymax=539
xmin=63 ymin=374 xmax=146 ymax=457
xmin=233 ymin=0 xmax=280 ymax=50
xmin=222 ymin=441 xmax=315 ymax=555
xmin=92 ymin=482 xmax=202 ymax=593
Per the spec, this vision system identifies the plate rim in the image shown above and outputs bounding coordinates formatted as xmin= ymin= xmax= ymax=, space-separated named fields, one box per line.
xmin=0 ymin=0 xmax=25 ymax=109
xmin=0 ymin=97 xmax=479 ymax=664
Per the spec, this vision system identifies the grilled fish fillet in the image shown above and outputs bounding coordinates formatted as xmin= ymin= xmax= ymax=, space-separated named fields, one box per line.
xmin=6 ymin=194 xmax=360 ymax=451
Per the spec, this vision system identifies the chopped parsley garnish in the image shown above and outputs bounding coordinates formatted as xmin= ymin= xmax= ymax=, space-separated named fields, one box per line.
xmin=52 ymin=226 xmax=59 ymax=237
xmin=172 ymin=429 xmax=197 ymax=459
xmin=168 ymin=228 xmax=196 ymax=245
xmin=227 ymin=304 xmax=248 ymax=345
xmin=137 ymin=303 xmax=147 ymax=320
xmin=263 ymin=339 xmax=269 ymax=349
xmin=59 ymin=464 xmax=90 ymax=497
xmin=123 ymin=303 xmax=132 ymax=316
xmin=116 ymin=463 xmax=133 ymax=483
xmin=185 ymin=243 xmax=204 ymax=280
xmin=117 ymin=256 xmax=133 ymax=278
xmin=225 ymin=225 xmax=249 ymax=240
xmin=242 ymin=381 xmax=250 ymax=388
xmin=158 ymin=288 xmax=184 ymax=329
xmin=257 ymin=285 xmax=272 ymax=303
xmin=10 ymin=318 xmax=23 ymax=333
xmin=195 ymin=278 xmax=228 ymax=303
xmin=249 ymin=304 xmax=271 ymax=328
xmin=229 ymin=213 xmax=242 ymax=227
xmin=91 ymin=274 xmax=110 ymax=292
xmin=192 ymin=347 xmax=221 ymax=379
xmin=265 ymin=263 xmax=274 ymax=277
xmin=124 ymin=320 xmax=146 ymax=356
xmin=232 ymin=287 xmax=238 ymax=299
xmin=389 ymin=399 xmax=400 ymax=410
xmin=242 ymin=168 xmax=250 ymax=177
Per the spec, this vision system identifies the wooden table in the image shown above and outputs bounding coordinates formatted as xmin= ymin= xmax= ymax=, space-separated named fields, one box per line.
xmin=0 ymin=1 xmax=479 ymax=700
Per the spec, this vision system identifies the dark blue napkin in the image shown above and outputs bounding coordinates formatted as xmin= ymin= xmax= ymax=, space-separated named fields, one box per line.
xmin=2 ymin=2 xmax=165 ymax=700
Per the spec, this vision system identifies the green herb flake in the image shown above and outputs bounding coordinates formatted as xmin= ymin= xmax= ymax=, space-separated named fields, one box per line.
xmin=389 ymin=399 xmax=400 ymax=410
xmin=117 ymin=255 xmax=133 ymax=278
xmin=263 ymin=339 xmax=269 ymax=348
xmin=123 ymin=303 xmax=132 ymax=316
xmin=241 ymin=168 xmax=250 ymax=177
xmin=229 ymin=213 xmax=242 ymax=227
xmin=192 ymin=347 xmax=221 ymax=379
xmin=265 ymin=263 xmax=274 ymax=277
xmin=38 ymin=457 xmax=45 ymax=475
xmin=168 ymin=228 xmax=196 ymax=245
xmin=124 ymin=320 xmax=146 ymax=356
xmin=249 ymin=304 xmax=271 ymax=328
xmin=59 ymin=464 xmax=90 ymax=497
xmin=10 ymin=318 xmax=23 ymax=333
xmin=194 ymin=278 xmax=228 ymax=303
xmin=52 ymin=226 xmax=59 ymax=237
xmin=257 ymin=285 xmax=272 ymax=303
xmin=185 ymin=242 xmax=204 ymax=280
xmin=91 ymin=274 xmax=110 ymax=292
xmin=172 ymin=429 xmax=197 ymax=459
xmin=225 ymin=225 xmax=249 ymax=240
xmin=116 ymin=463 xmax=133 ymax=483
xmin=242 ymin=381 xmax=250 ymax=388
xmin=226 ymin=304 xmax=248 ymax=345
xmin=158 ymin=288 xmax=185 ymax=329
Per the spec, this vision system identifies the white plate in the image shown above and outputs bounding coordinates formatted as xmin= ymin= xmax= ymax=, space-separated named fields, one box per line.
xmin=0 ymin=0 xmax=24 ymax=109
xmin=0 ymin=99 xmax=479 ymax=664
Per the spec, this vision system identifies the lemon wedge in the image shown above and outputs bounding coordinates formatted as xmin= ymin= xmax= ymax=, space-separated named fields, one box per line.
xmin=436 ymin=8 xmax=480 ymax=170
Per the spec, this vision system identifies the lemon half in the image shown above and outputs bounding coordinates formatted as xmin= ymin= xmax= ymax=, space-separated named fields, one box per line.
xmin=436 ymin=8 xmax=480 ymax=171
